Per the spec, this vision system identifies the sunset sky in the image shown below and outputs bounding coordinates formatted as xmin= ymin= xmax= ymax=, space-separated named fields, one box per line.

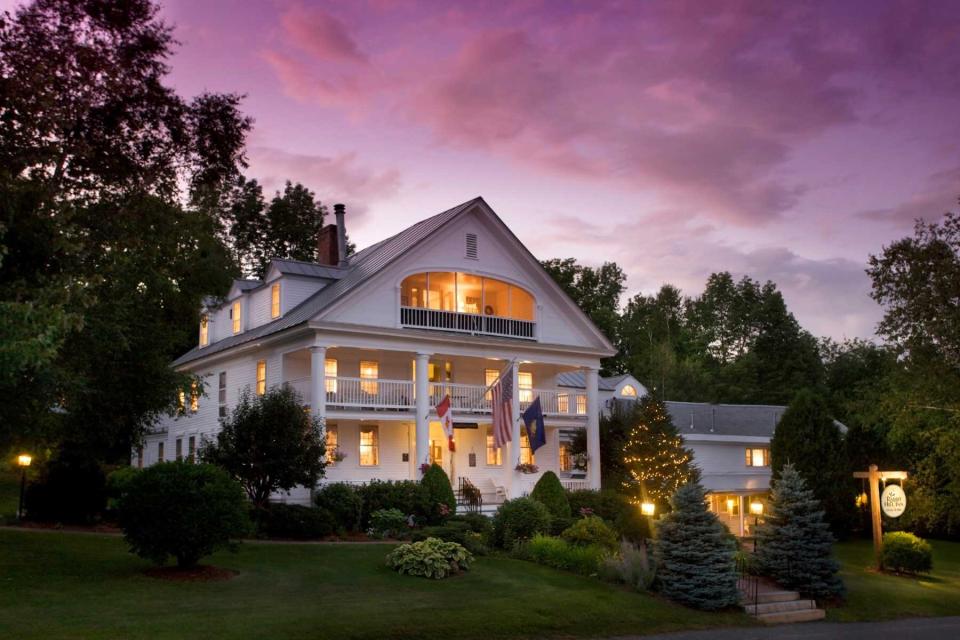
xmin=15 ymin=0 xmax=960 ymax=340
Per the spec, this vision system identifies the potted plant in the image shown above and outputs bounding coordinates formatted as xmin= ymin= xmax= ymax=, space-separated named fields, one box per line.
xmin=515 ymin=462 xmax=539 ymax=474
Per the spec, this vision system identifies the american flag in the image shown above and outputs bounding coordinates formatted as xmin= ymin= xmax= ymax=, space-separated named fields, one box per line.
xmin=491 ymin=367 xmax=513 ymax=449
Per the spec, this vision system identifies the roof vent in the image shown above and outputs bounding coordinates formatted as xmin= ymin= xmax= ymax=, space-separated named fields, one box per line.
xmin=465 ymin=233 xmax=478 ymax=259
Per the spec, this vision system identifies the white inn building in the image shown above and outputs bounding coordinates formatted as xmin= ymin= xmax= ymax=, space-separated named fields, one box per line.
xmin=144 ymin=198 xmax=616 ymax=505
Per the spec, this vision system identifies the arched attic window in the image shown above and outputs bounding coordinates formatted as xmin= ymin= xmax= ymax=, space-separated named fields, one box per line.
xmin=621 ymin=384 xmax=638 ymax=397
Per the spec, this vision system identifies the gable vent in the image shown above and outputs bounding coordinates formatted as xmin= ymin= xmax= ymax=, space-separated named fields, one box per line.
xmin=465 ymin=233 xmax=478 ymax=259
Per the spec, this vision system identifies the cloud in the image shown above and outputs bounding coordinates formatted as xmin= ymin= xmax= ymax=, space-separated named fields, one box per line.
xmin=858 ymin=167 xmax=960 ymax=227
xmin=279 ymin=4 xmax=368 ymax=64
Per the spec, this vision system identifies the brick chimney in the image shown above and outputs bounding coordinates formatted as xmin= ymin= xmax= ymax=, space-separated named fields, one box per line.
xmin=334 ymin=203 xmax=347 ymax=268
xmin=317 ymin=224 xmax=339 ymax=266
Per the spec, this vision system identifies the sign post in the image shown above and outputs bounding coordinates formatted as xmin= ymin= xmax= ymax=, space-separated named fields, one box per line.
xmin=852 ymin=464 xmax=908 ymax=569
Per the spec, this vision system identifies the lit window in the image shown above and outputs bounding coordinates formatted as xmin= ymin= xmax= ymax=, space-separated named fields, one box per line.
xmin=178 ymin=390 xmax=186 ymax=413
xmin=326 ymin=425 xmax=338 ymax=464
xmin=520 ymin=429 xmax=535 ymax=465
xmin=398 ymin=273 xmax=536 ymax=320
xmin=360 ymin=361 xmax=379 ymax=395
xmin=621 ymin=384 xmax=637 ymax=397
xmin=718 ymin=495 xmax=740 ymax=515
xmin=218 ymin=372 xmax=227 ymax=418
xmin=232 ymin=301 xmax=242 ymax=334
xmin=509 ymin=286 xmax=535 ymax=321
xmin=559 ymin=443 xmax=571 ymax=471
xmin=359 ymin=426 xmax=379 ymax=466
xmin=558 ymin=393 xmax=569 ymax=414
xmin=325 ymin=358 xmax=338 ymax=393
xmin=158 ymin=442 xmax=164 ymax=462
xmin=746 ymin=448 xmax=770 ymax=467
xmin=199 ymin=314 xmax=209 ymax=346
xmin=190 ymin=381 xmax=198 ymax=413
xmin=456 ymin=272 xmax=482 ymax=315
xmin=485 ymin=427 xmax=502 ymax=466
xmin=518 ymin=372 xmax=533 ymax=403
xmin=575 ymin=394 xmax=587 ymax=415
xmin=271 ymin=283 xmax=281 ymax=318
xmin=484 ymin=368 xmax=499 ymax=401
xmin=188 ymin=436 xmax=196 ymax=463
xmin=256 ymin=360 xmax=266 ymax=395
xmin=176 ymin=438 xmax=183 ymax=461
xmin=430 ymin=439 xmax=443 ymax=464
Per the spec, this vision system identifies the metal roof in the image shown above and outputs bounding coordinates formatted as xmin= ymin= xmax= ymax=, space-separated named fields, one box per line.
xmin=233 ymin=279 xmax=263 ymax=291
xmin=665 ymin=401 xmax=785 ymax=438
xmin=270 ymin=258 xmax=347 ymax=280
xmin=556 ymin=371 xmax=617 ymax=391
xmin=173 ymin=197 xmax=482 ymax=367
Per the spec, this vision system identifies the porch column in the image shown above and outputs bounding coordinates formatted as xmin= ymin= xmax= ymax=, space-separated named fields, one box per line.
xmin=415 ymin=352 xmax=430 ymax=477
xmin=309 ymin=345 xmax=326 ymax=421
xmin=509 ymin=360 xmax=521 ymax=495
xmin=585 ymin=366 xmax=601 ymax=489
xmin=739 ymin=495 xmax=746 ymax=537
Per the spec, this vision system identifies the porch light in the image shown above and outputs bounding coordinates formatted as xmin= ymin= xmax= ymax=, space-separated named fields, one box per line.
xmin=17 ymin=454 xmax=32 ymax=467
xmin=641 ymin=502 xmax=655 ymax=517
xmin=749 ymin=501 xmax=764 ymax=516
xmin=855 ymin=491 xmax=868 ymax=507
xmin=726 ymin=498 xmax=736 ymax=513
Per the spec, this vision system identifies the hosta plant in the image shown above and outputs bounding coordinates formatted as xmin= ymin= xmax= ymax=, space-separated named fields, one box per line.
xmin=385 ymin=537 xmax=474 ymax=579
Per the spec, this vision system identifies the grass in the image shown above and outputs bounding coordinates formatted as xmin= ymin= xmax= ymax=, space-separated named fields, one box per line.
xmin=828 ymin=538 xmax=960 ymax=621
xmin=0 ymin=528 xmax=749 ymax=640
xmin=0 ymin=470 xmax=20 ymax=523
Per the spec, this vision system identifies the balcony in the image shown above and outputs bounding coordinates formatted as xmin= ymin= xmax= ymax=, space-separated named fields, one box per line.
xmin=285 ymin=376 xmax=586 ymax=418
xmin=400 ymin=306 xmax=535 ymax=340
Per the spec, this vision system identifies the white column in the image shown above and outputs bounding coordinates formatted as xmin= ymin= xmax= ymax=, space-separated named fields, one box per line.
xmin=739 ymin=495 xmax=746 ymax=537
xmin=415 ymin=352 xmax=430 ymax=477
xmin=310 ymin=346 xmax=326 ymax=421
xmin=585 ymin=366 xmax=601 ymax=490
xmin=508 ymin=360 xmax=521 ymax=496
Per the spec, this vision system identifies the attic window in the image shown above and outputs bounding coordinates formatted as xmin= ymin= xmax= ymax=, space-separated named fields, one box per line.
xmin=465 ymin=233 xmax=478 ymax=259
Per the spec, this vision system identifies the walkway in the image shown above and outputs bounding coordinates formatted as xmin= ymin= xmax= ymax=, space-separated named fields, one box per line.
xmin=613 ymin=616 xmax=960 ymax=640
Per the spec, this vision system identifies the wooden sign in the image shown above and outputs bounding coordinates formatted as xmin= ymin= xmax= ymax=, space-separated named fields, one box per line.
xmin=853 ymin=464 xmax=908 ymax=569
xmin=881 ymin=484 xmax=906 ymax=518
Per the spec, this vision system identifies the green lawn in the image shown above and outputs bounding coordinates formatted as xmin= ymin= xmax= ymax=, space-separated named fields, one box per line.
xmin=829 ymin=538 xmax=960 ymax=621
xmin=0 ymin=529 xmax=749 ymax=640
xmin=0 ymin=471 xmax=20 ymax=523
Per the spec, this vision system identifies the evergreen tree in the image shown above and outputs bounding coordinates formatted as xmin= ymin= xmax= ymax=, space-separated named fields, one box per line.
xmin=755 ymin=464 xmax=844 ymax=599
xmin=771 ymin=389 xmax=855 ymax=536
xmin=654 ymin=482 xmax=739 ymax=610
xmin=621 ymin=396 xmax=699 ymax=510
xmin=530 ymin=470 xmax=571 ymax=520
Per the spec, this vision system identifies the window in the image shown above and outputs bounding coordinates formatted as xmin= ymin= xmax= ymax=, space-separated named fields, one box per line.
xmin=746 ymin=448 xmax=770 ymax=467
xmin=232 ymin=301 xmax=242 ymax=334
xmin=557 ymin=393 xmax=569 ymax=414
xmin=256 ymin=360 xmax=266 ymax=395
xmin=426 ymin=272 xmax=456 ymax=311
xmin=400 ymin=272 xmax=427 ymax=308
xmin=465 ymin=232 xmax=478 ymax=259
xmin=218 ymin=372 xmax=227 ymax=418
xmin=360 ymin=361 xmax=379 ymax=395
xmin=559 ymin=443 xmax=571 ymax=472
xmin=325 ymin=358 xmax=338 ymax=393
xmin=359 ymin=426 xmax=379 ymax=466
xmin=399 ymin=273 xmax=536 ymax=320
xmin=621 ymin=384 xmax=638 ymax=397
xmin=575 ymin=394 xmax=587 ymax=415
xmin=190 ymin=381 xmax=198 ymax=413
xmin=456 ymin=272 xmax=482 ymax=315
xmin=518 ymin=372 xmax=533 ymax=403
xmin=325 ymin=425 xmax=338 ymax=463
xmin=158 ymin=442 xmax=164 ymax=462
xmin=430 ymin=440 xmax=443 ymax=464
xmin=175 ymin=438 xmax=183 ymax=461
xmin=484 ymin=368 xmax=499 ymax=401
xmin=718 ymin=495 xmax=740 ymax=515
xmin=520 ymin=429 xmax=535 ymax=465
xmin=178 ymin=390 xmax=186 ymax=414
xmin=199 ymin=314 xmax=209 ymax=346
xmin=271 ymin=283 xmax=281 ymax=318
xmin=485 ymin=427 xmax=503 ymax=466
xmin=188 ymin=436 xmax=196 ymax=463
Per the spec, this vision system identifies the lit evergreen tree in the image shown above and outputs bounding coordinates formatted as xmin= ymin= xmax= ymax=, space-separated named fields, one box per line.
xmin=755 ymin=464 xmax=845 ymax=599
xmin=621 ymin=395 xmax=699 ymax=510
xmin=654 ymin=482 xmax=740 ymax=610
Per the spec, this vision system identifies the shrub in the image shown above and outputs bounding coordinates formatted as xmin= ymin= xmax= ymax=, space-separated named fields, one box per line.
xmin=357 ymin=480 xmax=429 ymax=527
xmin=882 ymin=532 xmax=933 ymax=574
xmin=530 ymin=471 xmax=571 ymax=521
xmin=258 ymin=504 xmax=335 ymax=540
xmin=448 ymin=513 xmax=492 ymax=535
xmin=314 ymin=483 xmax=363 ymax=533
xmin=105 ymin=466 xmax=140 ymax=513
xmin=369 ymin=508 xmax=409 ymax=539
xmin=421 ymin=464 xmax=456 ymax=524
xmin=386 ymin=537 xmax=474 ymax=579
xmin=24 ymin=453 xmax=107 ymax=524
xmin=411 ymin=521 xmax=487 ymax=555
xmin=562 ymin=516 xmax=619 ymax=551
xmin=116 ymin=462 xmax=249 ymax=567
xmin=521 ymin=534 xmax=608 ymax=575
xmin=566 ymin=489 xmax=651 ymax=542
xmin=655 ymin=483 xmax=740 ymax=610
xmin=599 ymin=541 xmax=656 ymax=591
xmin=490 ymin=497 xmax=552 ymax=549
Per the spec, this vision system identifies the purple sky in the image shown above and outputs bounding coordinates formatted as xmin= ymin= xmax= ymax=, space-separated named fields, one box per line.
xmin=15 ymin=0 xmax=960 ymax=339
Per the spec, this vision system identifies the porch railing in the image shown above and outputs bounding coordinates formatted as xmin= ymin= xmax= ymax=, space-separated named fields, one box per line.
xmin=400 ymin=306 xmax=536 ymax=340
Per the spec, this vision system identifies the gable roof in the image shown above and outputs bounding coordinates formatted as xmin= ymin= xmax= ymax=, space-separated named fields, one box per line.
xmin=173 ymin=197 xmax=481 ymax=366
xmin=665 ymin=401 xmax=785 ymax=438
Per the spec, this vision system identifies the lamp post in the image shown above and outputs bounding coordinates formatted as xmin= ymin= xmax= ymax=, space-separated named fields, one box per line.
xmin=16 ymin=454 xmax=32 ymax=521
xmin=749 ymin=500 xmax=764 ymax=551
xmin=640 ymin=501 xmax=656 ymax=550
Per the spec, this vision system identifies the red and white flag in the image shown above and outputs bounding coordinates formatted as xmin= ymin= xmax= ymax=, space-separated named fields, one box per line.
xmin=436 ymin=394 xmax=456 ymax=452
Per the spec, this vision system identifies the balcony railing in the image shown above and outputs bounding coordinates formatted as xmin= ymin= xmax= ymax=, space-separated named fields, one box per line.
xmin=283 ymin=377 xmax=586 ymax=417
xmin=400 ymin=306 xmax=536 ymax=340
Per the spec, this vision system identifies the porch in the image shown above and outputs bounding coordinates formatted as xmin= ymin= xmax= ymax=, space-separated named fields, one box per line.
xmin=707 ymin=491 xmax=770 ymax=537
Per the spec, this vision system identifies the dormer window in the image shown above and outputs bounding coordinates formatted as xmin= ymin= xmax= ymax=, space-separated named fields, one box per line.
xmin=199 ymin=314 xmax=209 ymax=347
xmin=621 ymin=384 xmax=637 ymax=397
xmin=232 ymin=301 xmax=242 ymax=334
xmin=271 ymin=283 xmax=281 ymax=319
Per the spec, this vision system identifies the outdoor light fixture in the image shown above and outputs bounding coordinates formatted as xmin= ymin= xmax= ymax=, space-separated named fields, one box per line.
xmin=856 ymin=492 xmax=868 ymax=507
xmin=749 ymin=501 xmax=764 ymax=517
xmin=726 ymin=498 xmax=736 ymax=513
xmin=17 ymin=454 xmax=31 ymax=467
xmin=16 ymin=453 xmax=32 ymax=521
xmin=641 ymin=502 xmax=656 ymax=517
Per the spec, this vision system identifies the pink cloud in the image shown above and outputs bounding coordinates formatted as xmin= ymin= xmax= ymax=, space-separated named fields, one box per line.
xmin=280 ymin=4 xmax=368 ymax=64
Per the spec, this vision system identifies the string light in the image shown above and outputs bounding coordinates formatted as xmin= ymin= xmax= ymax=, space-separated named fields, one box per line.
xmin=621 ymin=402 xmax=696 ymax=506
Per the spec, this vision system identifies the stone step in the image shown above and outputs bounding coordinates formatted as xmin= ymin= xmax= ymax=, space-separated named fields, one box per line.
xmin=755 ymin=590 xmax=801 ymax=604
xmin=745 ymin=599 xmax=817 ymax=615
xmin=756 ymin=608 xmax=826 ymax=624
